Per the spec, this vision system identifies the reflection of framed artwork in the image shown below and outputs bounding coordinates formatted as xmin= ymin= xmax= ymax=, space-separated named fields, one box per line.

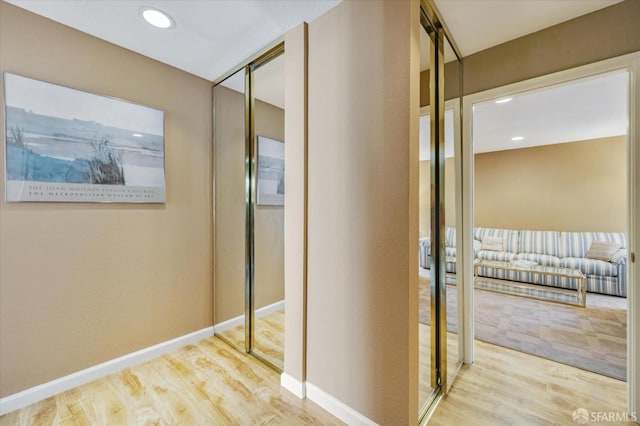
xmin=3 ymin=72 xmax=165 ymax=203
xmin=257 ymin=136 xmax=284 ymax=206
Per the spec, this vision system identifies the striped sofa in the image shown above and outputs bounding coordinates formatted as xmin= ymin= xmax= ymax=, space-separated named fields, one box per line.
xmin=419 ymin=227 xmax=628 ymax=297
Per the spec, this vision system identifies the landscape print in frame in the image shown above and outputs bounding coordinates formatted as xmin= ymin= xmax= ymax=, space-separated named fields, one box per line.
xmin=3 ymin=72 xmax=165 ymax=203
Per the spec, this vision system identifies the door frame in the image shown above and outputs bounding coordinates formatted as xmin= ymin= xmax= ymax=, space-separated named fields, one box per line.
xmin=461 ymin=51 xmax=640 ymax=416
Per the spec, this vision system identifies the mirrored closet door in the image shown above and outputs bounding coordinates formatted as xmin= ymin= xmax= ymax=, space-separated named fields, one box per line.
xmin=251 ymin=51 xmax=285 ymax=369
xmin=213 ymin=44 xmax=285 ymax=371
xmin=419 ymin=0 xmax=464 ymax=420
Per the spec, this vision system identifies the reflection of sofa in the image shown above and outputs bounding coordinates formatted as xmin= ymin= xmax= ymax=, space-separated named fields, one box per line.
xmin=419 ymin=227 xmax=628 ymax=297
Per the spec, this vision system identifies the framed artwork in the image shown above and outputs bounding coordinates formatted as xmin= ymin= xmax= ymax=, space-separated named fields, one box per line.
xmin=256 ymin=135 xmax=284 ymax=206
xmin=3 ymin=72 xmax=165 ymax=203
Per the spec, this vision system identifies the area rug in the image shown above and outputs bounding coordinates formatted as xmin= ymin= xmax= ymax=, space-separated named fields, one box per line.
xmin=418 ymin=274 xmax=627 ymax=380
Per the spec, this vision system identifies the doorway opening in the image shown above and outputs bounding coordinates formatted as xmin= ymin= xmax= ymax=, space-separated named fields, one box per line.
xmin=470 ymin=70 xmax=629 ymax=381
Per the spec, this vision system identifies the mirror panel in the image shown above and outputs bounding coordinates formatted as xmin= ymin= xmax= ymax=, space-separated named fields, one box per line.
xmin=251 ymin=53 xmax=285 ymax=369
xmin=213 ymin=68 xmax=248 ymax=351
xmin=419 ymin=2 xmax=464 ymax=418
xmin=418 ymin=22 xmax=436 ymax=412
xmin=444 ymin=32 xmax=463 ymax=392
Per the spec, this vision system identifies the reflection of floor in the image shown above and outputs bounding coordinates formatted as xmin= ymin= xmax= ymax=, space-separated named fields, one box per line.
xmin=430 ymin=339 xmax=629 ymax=425
xmin=419 ymin=323 xmax=462 ymax=411
xmin=0 ymin=336 xmax=342 ymax=425
xmin=419 ymin=268 xmax=627 ymax=380
xmin=418 ymin=322 xmax=434 ymax=409
xmin=216 ymin=310 xmax=284 ymax=370
xmin=418 ymin=268 xmax=461 ymax=411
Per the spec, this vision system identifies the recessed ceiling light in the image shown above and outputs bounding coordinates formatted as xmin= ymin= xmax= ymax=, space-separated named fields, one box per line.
xmin=132 ymin=133 xmax=143 ymax=138
xmin=495 ymin=97 xmax=513 ymax=104
xmin=141 ymin=7 xmax=174 ymax=29
xmin=511 ymin=136 xmax=524 ymax=141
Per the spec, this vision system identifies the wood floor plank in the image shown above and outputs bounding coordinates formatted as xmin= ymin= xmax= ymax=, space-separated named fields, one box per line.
xmin=0 ymin=337 xmax=343 ymax=426
xmin=2 ymin=308 xmax=631 ymax=425
xmin=430 ymin=339 xmax=633 ymax=425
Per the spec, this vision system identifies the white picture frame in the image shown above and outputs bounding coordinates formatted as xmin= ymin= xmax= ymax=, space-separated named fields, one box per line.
xmin=3 ymin=72 xmax=165 ymax=203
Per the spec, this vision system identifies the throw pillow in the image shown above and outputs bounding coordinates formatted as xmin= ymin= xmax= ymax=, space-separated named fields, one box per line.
xmin=586 ymin=240 xmax=621 ymax=261
xmin=481 ymin=236 xmax=504 ymax=251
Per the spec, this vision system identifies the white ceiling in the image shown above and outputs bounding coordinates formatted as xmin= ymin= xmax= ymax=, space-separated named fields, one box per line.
xmin=7 ymin=0 xmax=624 ymax=82
xmin=434 ymin=0 xmax=625 ymax=57
xmin=5 ymin=0 xmax=340 ymax=82
xmin=6 ymin=0 xmax=628 ymax=142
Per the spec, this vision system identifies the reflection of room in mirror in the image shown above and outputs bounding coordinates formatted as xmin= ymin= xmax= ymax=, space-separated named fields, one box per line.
xmin=219 ymin=54 xmax=284 ymax=109
xmin=419 ymin=24 xmax=460 ymax=72
xmin=419 ymin=109 xmax=455 ymax=161
xmin=257 ymin=136 xmax=284 ymax=206
xmin=253 ymin=54 xmax=284 ymax=108
xmin=213 ymin=51 xmax=286 ymax=372
xmin=418 ymin=12 xmax=465 ymax=416
xmin=251 ymin=51 xmax=285 ymax=371
xmin=213 ymin=66 xmax=248 ymax=357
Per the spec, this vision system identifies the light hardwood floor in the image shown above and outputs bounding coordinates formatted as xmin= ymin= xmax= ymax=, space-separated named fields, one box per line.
xmin=0 ymin=336 xmax=341 ymax=426
xmin=430 ymin=339 xmax=633 ymax=425
xmin=2 ymin=315 xmax=631 ymax=425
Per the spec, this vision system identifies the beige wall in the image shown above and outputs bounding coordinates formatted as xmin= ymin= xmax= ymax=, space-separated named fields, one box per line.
xmin=474 ymin=136 xmax=626 ymax=232
xmin=0 ymin=2 xmax=212 ymax=398
xmin=213 ymin=85 xmax=285 ymax=324
xmin=283 ymin=23 xmax=307 ymax=384
xmin=420 ymin=137 xmax=627 ymax=235
xmin=462 ymin=0 xmax=640 ymax=97
xmin=307 ymin=0 xmax=419 ymax=423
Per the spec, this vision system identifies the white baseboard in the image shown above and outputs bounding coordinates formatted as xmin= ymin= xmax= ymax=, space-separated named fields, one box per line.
xmin=280 ymin=372 xmax=306 ymax=399
xmin=306 ymin=382 xmax=378 ymax=426
xmin=0 ymin=326 xmax=214 ymax=416
xmin=255 ymin=299 xmax=285 ymax=318
xmin=213 ymin=300 xmax=284 ymax=334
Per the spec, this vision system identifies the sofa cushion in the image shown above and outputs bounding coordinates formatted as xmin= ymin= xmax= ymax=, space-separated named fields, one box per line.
xmin=561 ymin=257 xmax=618 ymax=277
xmin=586 ymin=241 xmax=621 ymax=261
xmin=481 ymin=236 xmax=504 ymax=251
xmin=514 ymin=253 xmax=561 ymax=267
xmin=519 ymin=230 xmax=562 ymax=257
xmin=474 ymin=227 xmax=519 ymax=253
xmin=610 ymin=248 xmax=627 ymax=264
xmin=476 ymin=250 xmax=516 ymax=262
xmin=561 ymin=232 xmax=627 ymax=258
